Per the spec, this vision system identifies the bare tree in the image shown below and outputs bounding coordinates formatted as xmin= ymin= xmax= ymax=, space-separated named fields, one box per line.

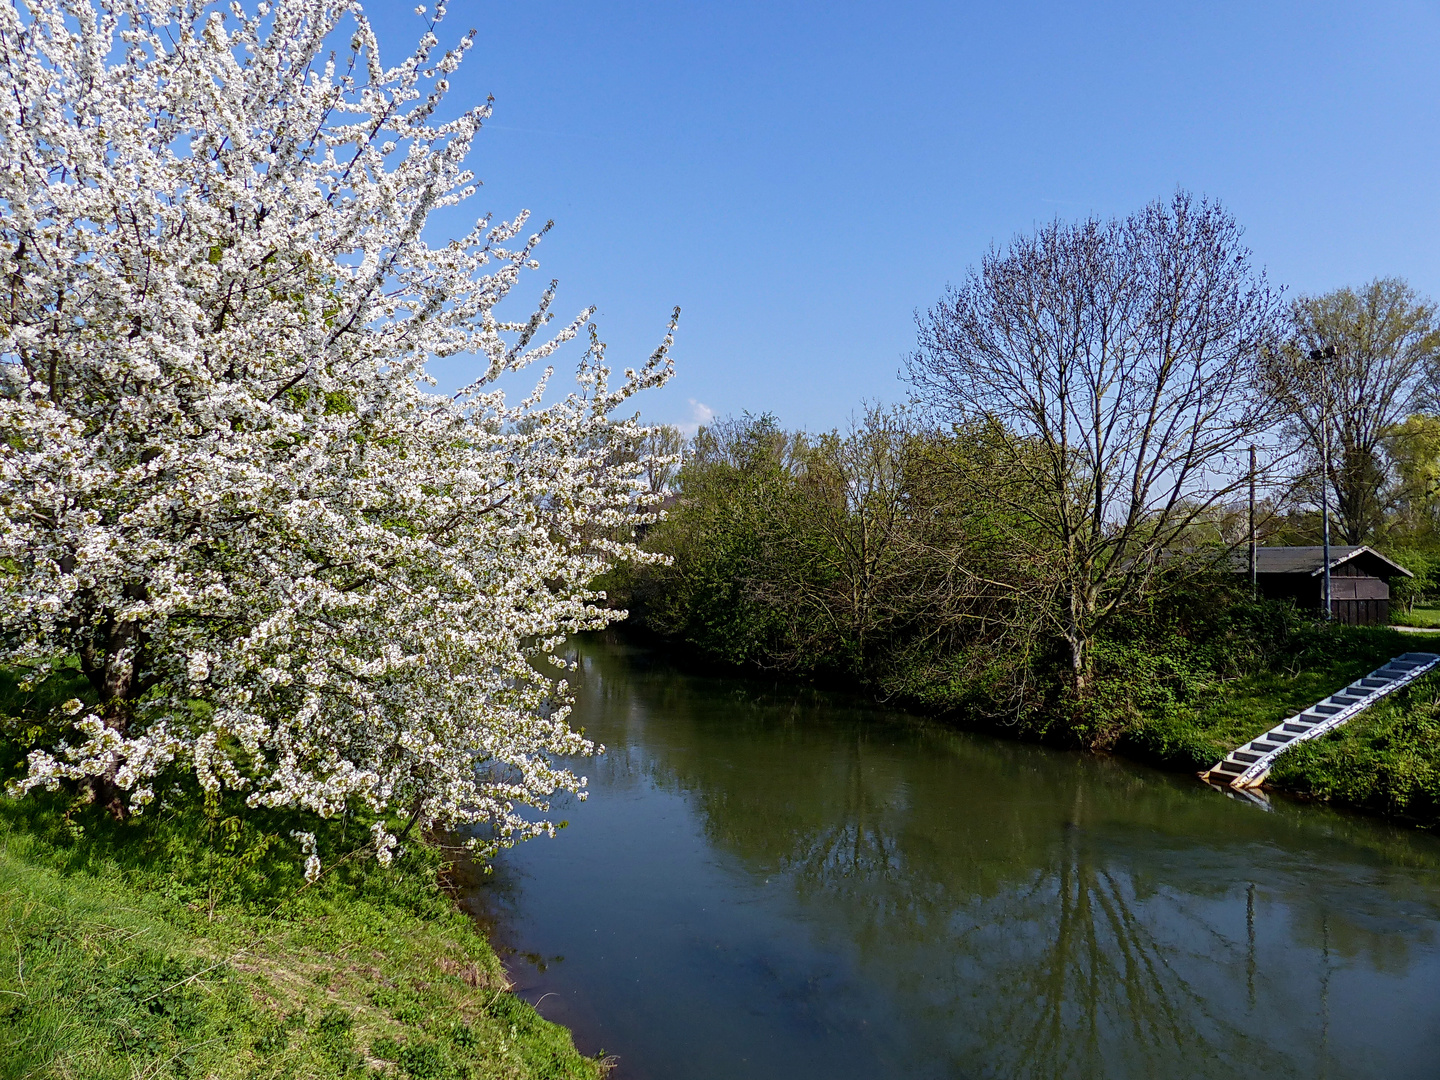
xmin=1259 ymin=278 xmax=1440 ymax=544
xmin=640 ymin=423 xmax=686 ymax=494
xmin=906 ymin=192 xmax=1280 ymax=694
xmin=779 ymin=406 xmax=916 ymax=673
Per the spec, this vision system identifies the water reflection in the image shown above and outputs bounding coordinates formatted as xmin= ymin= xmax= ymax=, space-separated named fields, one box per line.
xmin=469 ymin=634 xmax=1440 ymax=1080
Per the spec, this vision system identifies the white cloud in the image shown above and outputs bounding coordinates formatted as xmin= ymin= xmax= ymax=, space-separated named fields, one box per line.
xmin=678 ymin=398 xmax=714 ymax=437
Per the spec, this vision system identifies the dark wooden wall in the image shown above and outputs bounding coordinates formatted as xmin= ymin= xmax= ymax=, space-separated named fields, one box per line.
xmin=1255 ymin=565 xmax=1391 ymax=626
xmin=1331 ymin=598 xmax=1389 ymax=626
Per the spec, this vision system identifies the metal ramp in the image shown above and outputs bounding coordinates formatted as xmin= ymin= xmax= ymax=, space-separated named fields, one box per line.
xmin=1202 ymin=652 xmax=1440 ymax=790
xmin=1204 ymin=781 xmax=1273 ymax=811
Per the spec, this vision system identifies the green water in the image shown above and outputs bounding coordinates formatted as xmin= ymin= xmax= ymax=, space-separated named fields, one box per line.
xmin=467 ymin=633 xmax=1440 ymax=1079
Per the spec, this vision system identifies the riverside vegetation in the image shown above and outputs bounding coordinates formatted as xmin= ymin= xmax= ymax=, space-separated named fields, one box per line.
xmin=607 ymin=407 xmax=1440 ymax=827
xmin=603 ymin=205 xmax=1440 ymax=828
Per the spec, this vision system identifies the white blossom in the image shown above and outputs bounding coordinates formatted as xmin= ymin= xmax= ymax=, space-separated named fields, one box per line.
xmin=187 ymin=653 xmax=211 ymax=684
xmin=0 ymin=0 xmax=676 ymax=860
xmin=371 ymin=820 xmax=397 ymax=867
xmin=291 ymin=830 xmax=320 ymax=882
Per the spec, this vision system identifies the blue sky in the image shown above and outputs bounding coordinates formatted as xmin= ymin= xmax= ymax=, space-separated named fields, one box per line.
xmin=381 ymin=1 xmax=1440 ymax=432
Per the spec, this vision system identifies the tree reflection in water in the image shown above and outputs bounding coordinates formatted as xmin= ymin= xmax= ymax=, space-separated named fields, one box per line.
xmin=526 ymin=636 xmax=1440 ymax=1079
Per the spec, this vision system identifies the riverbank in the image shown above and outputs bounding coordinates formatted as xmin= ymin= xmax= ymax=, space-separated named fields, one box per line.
xmin=1115 ymin=624 xmax=1420 ymax=764
xmin=622 ymin=620 xmax=1440 ymax=829
xmin=1266 ymin=664 xmax=1440 ymax=823
xmin=1113 ymin=623 xmax=1440 ymax=824
xmin=1122 ymin=635 xmax=1440 ymax=829
xmin=0 ymin=791 xmax=602 ymax=1079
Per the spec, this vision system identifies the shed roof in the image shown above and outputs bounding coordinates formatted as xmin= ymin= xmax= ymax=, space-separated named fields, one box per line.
xmin=1239 ymin=545 xmax=1413 ymax=578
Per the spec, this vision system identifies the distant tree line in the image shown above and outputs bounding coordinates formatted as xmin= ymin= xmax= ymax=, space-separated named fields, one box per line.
xmin=607 ymin=192 xmax=1440 ymax=744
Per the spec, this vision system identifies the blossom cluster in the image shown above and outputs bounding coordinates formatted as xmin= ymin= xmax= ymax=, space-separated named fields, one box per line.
xmin=0 ymin=0 xmax=674 ymax=863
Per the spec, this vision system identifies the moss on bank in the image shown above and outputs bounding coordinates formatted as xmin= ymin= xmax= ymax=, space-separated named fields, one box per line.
xmin=0 ymin=792 xmax=600 ymax=1080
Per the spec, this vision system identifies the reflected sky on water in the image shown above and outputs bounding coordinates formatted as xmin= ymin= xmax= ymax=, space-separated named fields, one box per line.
xmin=465 ymin=634 xmax=1440 ymax=1080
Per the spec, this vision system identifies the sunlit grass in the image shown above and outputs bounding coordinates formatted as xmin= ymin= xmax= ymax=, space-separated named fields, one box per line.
xmin=0 ymin=789 xmax=601 ymax=1080
xmin=1392 ymin=604 xmax=1440 ymax=628
xmin=1268 ymin=671 xmax=1440 ymax=824
xmin=0 ymin=654 xmax=602 ymax=1080
xmin=1192 ymin=627 xmax=1414 ymax=750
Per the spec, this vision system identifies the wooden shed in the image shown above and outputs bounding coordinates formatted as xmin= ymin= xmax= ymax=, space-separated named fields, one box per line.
xmin=1238 ymin=546 xmax=1412 ymax=626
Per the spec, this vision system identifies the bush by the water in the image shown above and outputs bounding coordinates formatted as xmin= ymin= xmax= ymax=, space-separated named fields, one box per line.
xmin=612 ymin=415 xmax=1383 ymax=744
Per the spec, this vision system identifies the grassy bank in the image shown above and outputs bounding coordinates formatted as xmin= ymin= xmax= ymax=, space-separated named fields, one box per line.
xmin=0 ymin=791 xmax=601 ymax=1080
xmin=1266 ymin=667 xmax=1440 ymax=824
xmin=1116 ymin=624 xmax=1421 ymax=770
xmin=1106 ymin=623 xmax=1440 ymax=827
xmin=1393 ymin=603 xmax=1440 ymax=628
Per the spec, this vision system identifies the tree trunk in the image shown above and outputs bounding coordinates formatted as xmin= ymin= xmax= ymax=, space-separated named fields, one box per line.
xmin=81 ymin=613 xmax=142 ymax=819
xmin=1067 ymin=579 xmax=1094 ymax=695
xmin=1066 ymin=633 xmax=1090 ymax=695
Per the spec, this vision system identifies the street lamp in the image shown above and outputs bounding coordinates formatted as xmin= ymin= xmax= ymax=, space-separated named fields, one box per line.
xmin=1310 ymin=345 xmax=1338 ymax=621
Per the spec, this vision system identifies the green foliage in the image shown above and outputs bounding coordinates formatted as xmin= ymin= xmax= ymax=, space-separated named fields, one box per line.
xmin=1095 ymin=582 xmax=1419 ymax=769
xmin=1083 ymin=585 xmax=1297 ymax=761
xmin=0 ymin=658 xmax=95 ymax=775
xmin=1385 ymin=544 xmax=1440 ymax=614
xmin=620 ymin=409 xmax=1440 ymax=825
xmin=1386 ymin=414 xmax=1440 ymax=543
xmin=620 ymin=412 xmax=807 ymax=669
xmin=619 ymin=411 xmax=1029 ymax=704
xmin=625 ymin=413 xmax=1404 ymax=755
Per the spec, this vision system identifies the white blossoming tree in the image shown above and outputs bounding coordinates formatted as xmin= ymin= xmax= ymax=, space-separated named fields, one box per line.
xmin=0 ymin=0 xmax=675 ymax=863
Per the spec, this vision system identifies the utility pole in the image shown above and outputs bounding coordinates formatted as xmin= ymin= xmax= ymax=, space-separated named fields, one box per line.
xmin=1249 ymin=445 xmax=1257 ymax=600
xmin=1321 ymin=423 xmax=1332 ymax=620
xmin=1311 ymin=346 xmax=1338 ymax=621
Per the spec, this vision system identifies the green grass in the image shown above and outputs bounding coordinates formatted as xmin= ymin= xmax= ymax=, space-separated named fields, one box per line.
xmin=1118 ymin=625 xmax=1421 ymax=773
xmin=0 ymin=663 xmax=605 ymax=1079
xmin=1189 ymin=626 xmax=1418 ymax=750
xmin=1111 ymin=621 xmax=1440 ymax=826
xmin=1391 ymin=603 xmax=1440 ymax=628
xmin=0 ymin=792 xmax=602 ymax=1080
xmin=1268 ymin=670 xmax=1440 ymax=825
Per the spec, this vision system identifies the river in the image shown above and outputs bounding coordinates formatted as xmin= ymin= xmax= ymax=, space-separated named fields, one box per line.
xmin=464 ymin=633 xmax=1440 ymax=1079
